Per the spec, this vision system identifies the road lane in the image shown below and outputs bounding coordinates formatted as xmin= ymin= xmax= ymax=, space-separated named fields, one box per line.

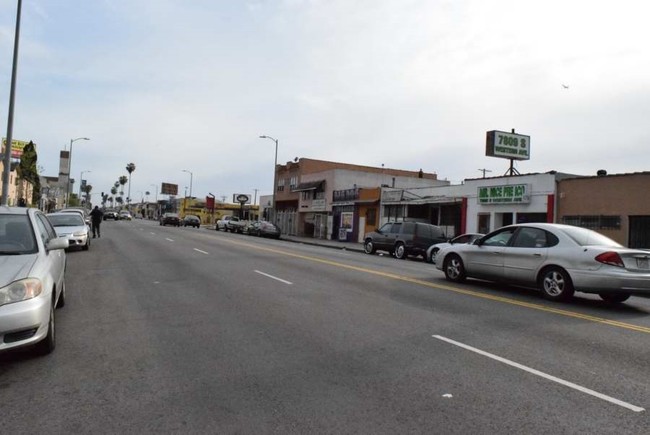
xmin=1 ymin=219 xmax=649 ymax=433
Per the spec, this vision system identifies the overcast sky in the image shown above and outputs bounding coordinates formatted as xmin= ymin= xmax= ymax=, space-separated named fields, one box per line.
xmin=1 ymin=0 xmax=649 ymax=203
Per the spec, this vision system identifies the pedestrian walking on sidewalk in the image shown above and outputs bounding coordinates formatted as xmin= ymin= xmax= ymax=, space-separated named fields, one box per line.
xmin=90 ymin=206 xmax=104 ymax=238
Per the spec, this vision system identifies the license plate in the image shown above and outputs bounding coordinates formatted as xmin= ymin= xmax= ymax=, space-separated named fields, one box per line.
xmin=636 ymin=258 xmax=649 ymax=269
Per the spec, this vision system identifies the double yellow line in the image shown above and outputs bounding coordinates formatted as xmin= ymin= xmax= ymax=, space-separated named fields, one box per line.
xmin=229 ymin=238 xmax=650 ymax=335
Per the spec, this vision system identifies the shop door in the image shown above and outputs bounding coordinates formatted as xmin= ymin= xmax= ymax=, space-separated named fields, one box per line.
xmin=629 ymin=216 xmax=650 ymax=249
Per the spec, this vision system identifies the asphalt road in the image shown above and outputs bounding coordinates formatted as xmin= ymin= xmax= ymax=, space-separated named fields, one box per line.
xmin=2 ymin=219 xmax=650 ymax=434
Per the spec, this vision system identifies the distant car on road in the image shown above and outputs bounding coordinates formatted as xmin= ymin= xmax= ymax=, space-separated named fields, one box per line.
xmin=103 ymin=210 xmax=118 ymax=220
xmin=46 ymin=212 xmax=91 ymax=251
xmin=118 ymin=210 xmax=133 ymax=221
xmin=435 ymin=223 xmax=650 ymax=303
xmin=426 ymin=233 xmax=484 ymax=264
xmin=0 ymin=206 xmax=69 ymax=355
xmin=160 ymin=213 xmax=180 ymax=227
xmin=182 ymin=215 xmax=201 ymax=228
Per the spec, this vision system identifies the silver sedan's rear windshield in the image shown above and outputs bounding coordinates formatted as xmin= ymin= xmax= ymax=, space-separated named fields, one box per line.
xmin=48 ymin=214 xmax=85 ymax=227
xmin=560 ymin=226 xmax=622 ymax=247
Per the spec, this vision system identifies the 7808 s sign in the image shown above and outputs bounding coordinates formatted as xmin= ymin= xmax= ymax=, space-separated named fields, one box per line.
xmin=486 ymin=130 xmax=530 ymax=161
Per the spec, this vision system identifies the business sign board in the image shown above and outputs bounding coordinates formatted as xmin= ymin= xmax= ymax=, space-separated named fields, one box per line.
xmin=1 ymin=138 xmax=30 ymax=159
xmin=233 ymin=194 xmax=251 ymax=204
xmin=161 ymin=182 xmax=178 ymax=195
xmin=486 ymin=130 xmax=530 ymax=161
xmin=478 ymin=184 xmax=530 ymax=204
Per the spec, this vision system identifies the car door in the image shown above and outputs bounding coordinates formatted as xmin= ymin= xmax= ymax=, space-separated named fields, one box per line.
xmin=35 ymin=213 xmax=66 ymax=295
xmin=373 ymin=223 xmax=395 ymax=250
xmin=464 ymin=227 xmax=517 ymax=279
xmin=502 ymin=227 xmax=551 ymax=285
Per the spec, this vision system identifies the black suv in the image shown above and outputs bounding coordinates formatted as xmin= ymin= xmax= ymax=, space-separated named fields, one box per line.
xmin=363 ymin=221 xmax=447 ymax=259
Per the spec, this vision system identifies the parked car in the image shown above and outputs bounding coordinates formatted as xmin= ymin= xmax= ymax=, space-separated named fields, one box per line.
xmin=46 ymin=212 xmax=91 ymax=251
xmin=160 ymin=213 xmax=180 ymax=227
xmin=363 ymin=221 xmax=447 ymax=259
xmin=0 ymin=206 xmax=69 ymax=355
xmin=103 ymin=210 xmax=119 ymax=220
xmin=182 ymin=215 xmax=201 ymax=228
xmin=59 ymin=207 xmax=91 ymax=226
xmin=247 ymin=221 xmax=281 ymax=239
xmin=118 ymin=210 xmax=133 ymax=221
xmin=216 ymin=215 xmax=246 ymax=232
xmin=426 ymin=233 xmax=484 ymax=264
xmin=435 ymin=223 xmax=650 ymax=303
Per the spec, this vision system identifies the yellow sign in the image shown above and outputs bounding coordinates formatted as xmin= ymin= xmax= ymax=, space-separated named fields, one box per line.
xmin=1 ymin=138 xmax=30 ymax=159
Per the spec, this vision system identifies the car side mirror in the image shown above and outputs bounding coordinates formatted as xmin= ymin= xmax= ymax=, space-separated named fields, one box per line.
xmin=47 ymin=238 xmax=69 ymax=251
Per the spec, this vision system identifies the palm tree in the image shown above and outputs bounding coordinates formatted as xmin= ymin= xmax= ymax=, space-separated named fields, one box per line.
xmin=81 ymin=184 xmax=93 ymax=206
xmin=126 ymin=163 xmax=136 ymax=207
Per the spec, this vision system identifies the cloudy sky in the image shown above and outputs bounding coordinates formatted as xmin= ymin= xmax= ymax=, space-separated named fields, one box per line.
xmin=1 ymin=0 xmax=649 ymax=203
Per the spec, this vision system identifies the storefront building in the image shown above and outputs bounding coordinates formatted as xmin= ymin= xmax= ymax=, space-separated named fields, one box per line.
xmin=557 ymin=172 xmax=650 ymax=248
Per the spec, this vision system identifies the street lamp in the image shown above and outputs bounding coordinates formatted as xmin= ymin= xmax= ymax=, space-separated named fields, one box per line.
xmin=65 ymin=137 xmax=90 ymax=207
xmin=79 ymin=170 xmax=91 ymax=200
xmin=259 ymin=135 xmax=278 ymax=224
xmin=182 ymin=169 xmax=193 ymax=198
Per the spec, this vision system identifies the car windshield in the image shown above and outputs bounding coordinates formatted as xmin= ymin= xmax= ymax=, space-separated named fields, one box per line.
xmin=560 ymin=225 xmax=622 ymax=247
xmin=48 ymin=214 xmax=85 ymax=227
xmin=0 ymin=214 xmax=37 ymax=255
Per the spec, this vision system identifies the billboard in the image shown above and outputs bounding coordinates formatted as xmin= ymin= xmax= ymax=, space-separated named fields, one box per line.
xmin=233 ymin=194 xmax=251 ymax=204
xmin=1 ymin=138 xmax=30 ymax=159
xmin=161 ymin=182 xmax=178 ymax=195
xmin=486 ymin=130 xmax=530 ymax=161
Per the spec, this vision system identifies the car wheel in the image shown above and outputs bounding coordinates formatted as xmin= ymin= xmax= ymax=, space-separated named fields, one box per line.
xmin=599 ymin=292 xmax=631 ymax=303
xmin=429 ymin=248 xmax=439 ymax=264
xmin=56 ymin=281 xmax=66 ymax=308
xmin=394 ymin=242 xmax=407 ymax=259
xmin=363 ymin=239 xmax=376 ymax=254
xmin=539 ymin=267 xmax=574 ymax=301
xmin=34 ymin=302 xmax=55 ymax=355
xmin=83 ymin=240 xmax=89 ymax=251
xmin=443 ymin=254 xmax=466 ymax=283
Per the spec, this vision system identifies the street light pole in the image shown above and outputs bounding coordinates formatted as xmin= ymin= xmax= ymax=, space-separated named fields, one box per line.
xmin=182 ymin=169 xmax=193 ymax=198
xmin=65 ymin=137 xmax=90 ymax=207
xmin=259 ymin=135 xmax=278 ymax=224
xmin=1 ymin=0 xmax=22 ymax=206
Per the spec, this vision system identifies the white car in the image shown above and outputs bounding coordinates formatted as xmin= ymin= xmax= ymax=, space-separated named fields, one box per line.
xmin=435 ymin=223 xmax=650 ymax=303
xmin=119 ymin=210 xmax=133 ymax=220
xmin=47 ymin=212 xmax=91 ymax=251
xmin=0 ymin=206 xmax=69 ymax=354
xmin=426 ymin=233 xmax=484 ymax=264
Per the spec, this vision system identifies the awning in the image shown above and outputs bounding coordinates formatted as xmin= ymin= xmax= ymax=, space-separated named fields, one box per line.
xmin=292 ymin=180 xmax=324 ymax=192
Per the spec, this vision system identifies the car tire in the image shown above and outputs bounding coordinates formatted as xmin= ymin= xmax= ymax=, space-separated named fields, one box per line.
xmin=429 ymin=248 xmax=439 ymax=264
xmin=598 ymin=292 xmax=631 ymax=303
xmin=394 ymin=242 xmax=407 ymax=259
xmin=539 ymin=267 xmax=574 ymax=301
xmin=83 ymin=240 xmax=89 ymax=251
xmin=363 ymin=239 xmax=376 ymax=254
xmin=443 ymin=254 xmax=466 ymax=283
xmin=56 ymin=281 xmax=66 ymax=308
xmin=34 ymin=302 xmax=55 ymax=355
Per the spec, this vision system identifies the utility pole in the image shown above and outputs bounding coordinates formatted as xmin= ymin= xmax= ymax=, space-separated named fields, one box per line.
xmin=478 ymin=168 xmax=492 ymax=178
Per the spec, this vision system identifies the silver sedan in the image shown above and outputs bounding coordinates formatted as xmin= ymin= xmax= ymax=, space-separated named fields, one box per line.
xmin=0 ymin=206 xmax=68 ymax=354
xmin=47 ymin=212 xmax=91 ymax=251
xmin=435 ymin=223 xmax=650 ymax=303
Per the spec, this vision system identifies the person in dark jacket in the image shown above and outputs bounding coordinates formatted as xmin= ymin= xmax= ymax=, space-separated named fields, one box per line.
xmin=89 ymin=206 xmax=104 ymax=238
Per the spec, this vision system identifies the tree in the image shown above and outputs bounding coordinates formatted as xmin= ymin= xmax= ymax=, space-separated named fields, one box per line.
xmin=125 ymin=163 xmax=136 ymax=206
xmin=118 ymin=175 xmax=128 ymax=199
xmin=16 ymin=141 xmax=40 ymax=205
xmin=81 ymin=184 xmax=92 ymax=205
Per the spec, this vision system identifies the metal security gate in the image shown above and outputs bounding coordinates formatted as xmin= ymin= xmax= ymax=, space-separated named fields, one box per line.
xmin=629 ymin=216 xmax=650 ymax=249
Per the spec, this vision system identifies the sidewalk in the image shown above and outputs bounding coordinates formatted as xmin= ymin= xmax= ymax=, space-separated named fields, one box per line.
xmin=206 ymin=225 xmax=365 ymax=253
xmin=281 ymin=234 xmax=365 ymax=253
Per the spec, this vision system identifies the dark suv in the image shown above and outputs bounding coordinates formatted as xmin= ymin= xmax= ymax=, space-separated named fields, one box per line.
xmin=363 ymin=221 xmax=447 ymax=259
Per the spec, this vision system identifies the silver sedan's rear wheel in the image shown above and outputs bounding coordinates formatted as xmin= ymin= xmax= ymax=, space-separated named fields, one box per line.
xmin=443 ymin=254 xmax=466 ymax=283
xmin=539 ymin=267 xmax=574 ymax=301
xmin=363 ymin=239 xmax=376 ymax=254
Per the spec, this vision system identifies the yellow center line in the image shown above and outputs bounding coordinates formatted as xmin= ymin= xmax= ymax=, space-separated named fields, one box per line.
xmin=226 ymin=238 xmax=650 ymax=334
